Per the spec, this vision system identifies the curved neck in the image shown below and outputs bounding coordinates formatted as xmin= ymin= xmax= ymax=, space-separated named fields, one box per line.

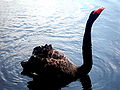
xmin=83 ymin=20 xmax=93 ymax=65
xmin=78 ymin=19 xmax=94 ymax=75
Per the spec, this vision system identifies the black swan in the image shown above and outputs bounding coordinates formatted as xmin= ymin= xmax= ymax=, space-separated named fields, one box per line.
xmin=21 ymin=8 xmax=104 ymax=89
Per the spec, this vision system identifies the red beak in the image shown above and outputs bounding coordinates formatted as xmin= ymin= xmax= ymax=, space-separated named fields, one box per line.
xmin=93 ymin=7 xmax=105 ymax=14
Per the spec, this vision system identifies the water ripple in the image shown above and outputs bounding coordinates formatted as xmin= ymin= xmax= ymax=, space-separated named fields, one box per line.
xmin=90 ymin=56 xmax=116 ymax=90
xmin=0 ymin=55 xmax=30 ymax=90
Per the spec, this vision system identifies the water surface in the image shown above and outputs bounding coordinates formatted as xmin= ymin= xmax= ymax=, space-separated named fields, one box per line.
xmin=0 ymin=0 xmax=120 ymax=90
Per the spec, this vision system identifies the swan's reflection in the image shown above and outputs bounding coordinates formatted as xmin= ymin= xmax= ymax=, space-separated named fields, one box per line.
xmin=26 ymin=74 xmax=92 ymax=90
xmin=80 ymin=74 xmax=92 ymax=90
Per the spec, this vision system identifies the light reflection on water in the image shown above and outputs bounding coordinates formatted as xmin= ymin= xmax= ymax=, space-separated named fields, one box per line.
xmin=0 ymin=0 xmax=120 ymax=90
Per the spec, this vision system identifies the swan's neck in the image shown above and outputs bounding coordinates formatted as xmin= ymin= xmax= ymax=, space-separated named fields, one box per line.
xmin=77 ymin=19 xmax=94 ymax=76
xmin=83 ymin=19 xmax=93 ymax=65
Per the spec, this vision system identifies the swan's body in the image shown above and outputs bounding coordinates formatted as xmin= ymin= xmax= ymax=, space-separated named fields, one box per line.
xmin=21 ymin=44 xmax=79 ymax=81
xmin=21 ymin=8 xmax=104 ymax=89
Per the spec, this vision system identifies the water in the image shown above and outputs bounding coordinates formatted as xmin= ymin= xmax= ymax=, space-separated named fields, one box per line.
xmin=0 ymin=0 xmax=120 ymax=90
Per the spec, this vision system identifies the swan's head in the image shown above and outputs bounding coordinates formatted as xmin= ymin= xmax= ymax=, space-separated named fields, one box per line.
xmin=88 ymin=7 xmax=105 ymax=24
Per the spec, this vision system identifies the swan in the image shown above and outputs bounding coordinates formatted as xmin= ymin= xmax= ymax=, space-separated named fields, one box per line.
xmin=21 ymin=8 xmax=104 ymax=89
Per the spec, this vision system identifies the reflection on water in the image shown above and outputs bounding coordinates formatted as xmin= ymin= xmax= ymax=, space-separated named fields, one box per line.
xmin=0 ymin=0 xmax=120 ymax=90
xmin=26 ymin=74 xmax=92 ymax=90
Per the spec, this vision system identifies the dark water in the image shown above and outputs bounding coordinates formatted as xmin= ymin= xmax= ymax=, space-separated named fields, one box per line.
xmin=0 ymin=0 xmax=120 ymax=90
